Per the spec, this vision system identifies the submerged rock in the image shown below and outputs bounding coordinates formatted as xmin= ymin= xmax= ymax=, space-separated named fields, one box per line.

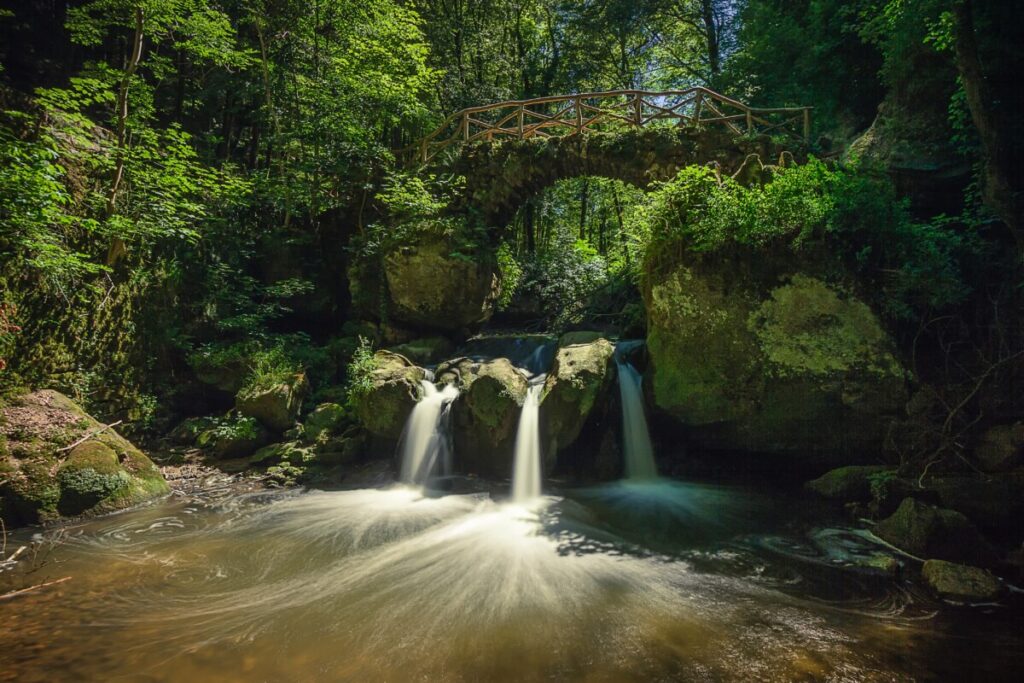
xmin=353 ymin=351 xmax=426 ymax=440
xmin=0 ymin=390 xmax=169 ymax=526
xmin=643 ymin=258 xmax=907 ymax=464
xmin=541 ymin=337 xmax=616 ymax=462
xmin=921 ymin=560 xmax=1002 ymax=602
xmin=873 ymin=498 xmax=998 ymax=567
xmin=236 ymin=372 xmax=309 ymax=432
xmin=437 ymin=357 xmax=528 ymax=477
xmin=805 ymin=465 xmax=891 ymax=501
xmin=383 ymin=235 xmax=500 ymax=333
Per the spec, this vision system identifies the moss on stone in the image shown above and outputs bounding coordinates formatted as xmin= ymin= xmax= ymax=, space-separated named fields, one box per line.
xmin=749 ymin=275 xmax=903 ymax=379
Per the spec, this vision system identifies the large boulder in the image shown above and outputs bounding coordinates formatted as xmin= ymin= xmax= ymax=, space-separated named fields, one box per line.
xmin=805 ymin=465 xmax=891 ymax=501
xmin=235 ymin=372 xmax=309 ymax=432
xmin=873 ymin=498 xmax=998 ymax=567
xmin=643 ymin=254 xmax=907 ymax=464
xmin=541 ymin=337 xmax=616 ymax=465
xmin=0 ymin=390 xmax=169 ymax=526
xmin=383 ymin=235 xmax=500 ymax=333
xmin=386 ymin=336 xmax=455 ymax=365
xmin=973 ymin=422 xmax=1024 ymax=472
xmin=436 ymin=357 xmax=528 ymax=477
xmin=921 ymin=560 xmax=1002 ymax=602
xmin=353 ymin=351 xmax=426 ymax=439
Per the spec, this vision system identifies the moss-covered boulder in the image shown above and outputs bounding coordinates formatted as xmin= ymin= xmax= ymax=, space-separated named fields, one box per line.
xmin=303 ymin=403 xmax=347 ymax=443
xmin=353 ymin=351 xmax=426 ymax=440
xmin=921 ymin=560 xmax=1002 ymax=602
xmin=437 ymin=357 xmax=528 ymax=477
xmin=195 ymin=416 xmax=270 ymax=459
xmin=541 ymin=337 xmax=616 ymax=464
xmin=805 ymin=465 xmax=891 ymax=501
xmin=383 ymin=235 xmax=500 ymax=333
xmin=643 ymin=255 xmax=907 ymax=464
xmin=0 ymin=390 xmax=169 ymax=526
xmin=974 ymin=422 xmax=1024 ymax=473
xmin=873 ymin=498 xmax=998 ymax=567
xmin=235 ymin=372 xmax=309 ymax=432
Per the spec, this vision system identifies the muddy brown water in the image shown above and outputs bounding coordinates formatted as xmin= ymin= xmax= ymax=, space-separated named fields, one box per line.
xmin=2 ymin=479 xmax=1022 ymax=682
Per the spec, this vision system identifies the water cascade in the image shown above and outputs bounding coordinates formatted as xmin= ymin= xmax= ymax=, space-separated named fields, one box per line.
xmin=615 ymin=348 xmax=658 ymax=480
xmin=511 ymin=381 xmax=544 ymax=501
xmin=397 ymin=380 xmax=460 ymax=485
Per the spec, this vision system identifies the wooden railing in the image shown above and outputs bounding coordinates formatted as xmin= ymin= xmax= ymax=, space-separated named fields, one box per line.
xmin=408 ymin=87 xmax=811 ymax=164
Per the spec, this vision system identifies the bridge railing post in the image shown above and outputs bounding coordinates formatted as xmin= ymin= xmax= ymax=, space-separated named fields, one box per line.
xmin=462 ymin=113 xmax=469 ymax=142
xmin=803 ymin=108 xmax=811 ymax=141
xmin=517 ymin=105 xmax=524 ymax=139
xmin=633 ymin=93 xmax=642 ymax=126
xmin=575 ymin=96 xmax=582 ymax=134
xmin=746 ymin=109 xmax=753 ymax=135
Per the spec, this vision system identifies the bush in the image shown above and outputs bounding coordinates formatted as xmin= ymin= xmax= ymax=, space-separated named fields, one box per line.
xmin=343 ymin=336 xmax=378 ymax=412
xmin=633 ymin=159 xmax=978 ymax=319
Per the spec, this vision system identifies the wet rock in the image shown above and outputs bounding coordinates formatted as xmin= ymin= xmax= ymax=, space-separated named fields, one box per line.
xmin=303 ymin=403 xmax=347 ymax=443
xmin=873 ymin=498 xmax=999 ymax=567
xmin=236 ymin=372 xmax=309 ymax=432
xmin=250 ymin=440 xmax=315 ymax=466
xmin=541 ymin=337 xmax=616 ymax=461
xmin=805 ymin=465 xmax=891 ymax=501
xmin=925 ymin=474 xmax=1024 ymax=533
xmin=353 ymin=351 xmax=426 ymax=440
xmin=921 ymin=560 xmax=1002 ymax=602
xmin=437 ymin=357 xmax=528 ymax=477
xmin=644 ymin=260 xmax=907 ymax=464
xmin=974 ymin=422 xmax=1024 ymax=472
xmin=383 ymin=235 xmax=500 ymax=333
xmin=0 ymin=390 xmax=169 ymax=526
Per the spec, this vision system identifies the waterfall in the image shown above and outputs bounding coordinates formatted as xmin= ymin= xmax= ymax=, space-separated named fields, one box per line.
xmin=511 ymin=381 xmax=544 ymax=502
xmin=397 ymin=380 xmax=459 ymax=485
xmin=616 ymin=353 xmax=658 ymax=480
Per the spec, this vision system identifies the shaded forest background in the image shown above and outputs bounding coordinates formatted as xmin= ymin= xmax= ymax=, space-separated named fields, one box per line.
xmin=0 ymin=0 xmax=1021 ymax=475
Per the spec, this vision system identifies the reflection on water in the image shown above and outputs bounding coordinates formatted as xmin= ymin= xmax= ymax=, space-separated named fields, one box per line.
xmin=2 ymin=480 xmax=1022 ymax=682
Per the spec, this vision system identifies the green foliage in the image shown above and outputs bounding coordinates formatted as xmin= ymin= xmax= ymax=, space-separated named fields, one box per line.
xmin=208 ymin=415 xmax=262 ymax=443
xmin=343 ymin=336 xmax=378 ymax=412
xmin=242 ymin=346 xmax=304 ymax=394
xmin=635 ymin=159 xmax=978 ymax=319
xmin=495 ymin=243 xmax=523 ymax=310
xmin=518 ymin=237 xmax=609 ymax=330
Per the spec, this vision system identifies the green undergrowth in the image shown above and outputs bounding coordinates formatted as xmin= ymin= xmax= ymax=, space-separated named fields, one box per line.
xmin=634 ymin=158 xmax=982 ymax=320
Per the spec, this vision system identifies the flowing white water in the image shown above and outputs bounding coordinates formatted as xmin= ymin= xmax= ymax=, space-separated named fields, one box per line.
xmin=616 ymin=358 xmax=658 ymax=479
xmin=511 ymin=381 xmax=544 ymax=501
xmin=397 ymin=380 xmax=459 ymax=485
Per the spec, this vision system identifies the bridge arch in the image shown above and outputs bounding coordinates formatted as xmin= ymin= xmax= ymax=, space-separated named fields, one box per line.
xmin=406 ymin=89 xmax=810 ymax=229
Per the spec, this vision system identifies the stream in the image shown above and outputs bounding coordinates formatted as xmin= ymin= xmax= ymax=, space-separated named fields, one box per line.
xmin=2 ymin=474 xmax=1022 ymax=682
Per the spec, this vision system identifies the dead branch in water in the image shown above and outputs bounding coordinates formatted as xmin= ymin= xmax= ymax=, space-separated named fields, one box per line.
xmin=0 ymin=576 xmax=71 ymax=601
xmin=56 ymin=420 xmax=123 ymax=453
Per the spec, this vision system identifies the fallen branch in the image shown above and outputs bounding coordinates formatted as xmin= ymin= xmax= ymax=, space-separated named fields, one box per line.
xmin=56 ymin=420 xmax=123 ymax=453
xmin=0 ymin=576 xmax=71 ymax=601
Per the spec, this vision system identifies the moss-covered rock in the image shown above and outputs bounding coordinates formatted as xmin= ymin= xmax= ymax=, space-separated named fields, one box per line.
xmin=921 ymin=560 xmax=1002 ymax=602
xmin=353 ymin=351 xmax=426 ymax=440
xmin=235 ymin=372 xmax=309 ymax=432
xmin=643 ymin=253 xmax=907 ymax=464
xmin=195 ymin=416 xmax=270 ymax=459
xmin=805 ymin=465 xmax=891 ymax=501
xmin=437 ymin=357 xmax=529 ymax=477
xmin=0 ymin=390 xmax=169 ymax=526
xmin=873 ymin=498 xmax=998 ymax=567
xmin=303 ymin=403 xmax=347 ymax=443
xmin=541 ymin=337 xmax=615 ymax=464
xmin=383 ymin=235 xmax=500 ymax=333
xmin=974 ymin=422 xmax=1024 ymax=473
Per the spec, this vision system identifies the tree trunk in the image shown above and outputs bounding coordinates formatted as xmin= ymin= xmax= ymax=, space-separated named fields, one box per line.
xmin=953 ymin=0 xmax=1022 ymax=255
xmin=104 ymin=7 xmax=145 ymax=267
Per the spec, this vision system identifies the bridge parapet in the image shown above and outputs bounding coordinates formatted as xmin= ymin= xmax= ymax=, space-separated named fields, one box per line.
xmin=407 ymin=88 xmax=811 ymax=164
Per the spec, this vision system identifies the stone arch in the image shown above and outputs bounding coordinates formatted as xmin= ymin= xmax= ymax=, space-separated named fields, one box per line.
xmin=437 ymin=127 xmax=802 ymax=228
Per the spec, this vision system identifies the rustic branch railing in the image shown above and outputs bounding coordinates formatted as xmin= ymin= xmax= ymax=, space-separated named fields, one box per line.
xmin=406 ymin=87 xmax=811 ymax=164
